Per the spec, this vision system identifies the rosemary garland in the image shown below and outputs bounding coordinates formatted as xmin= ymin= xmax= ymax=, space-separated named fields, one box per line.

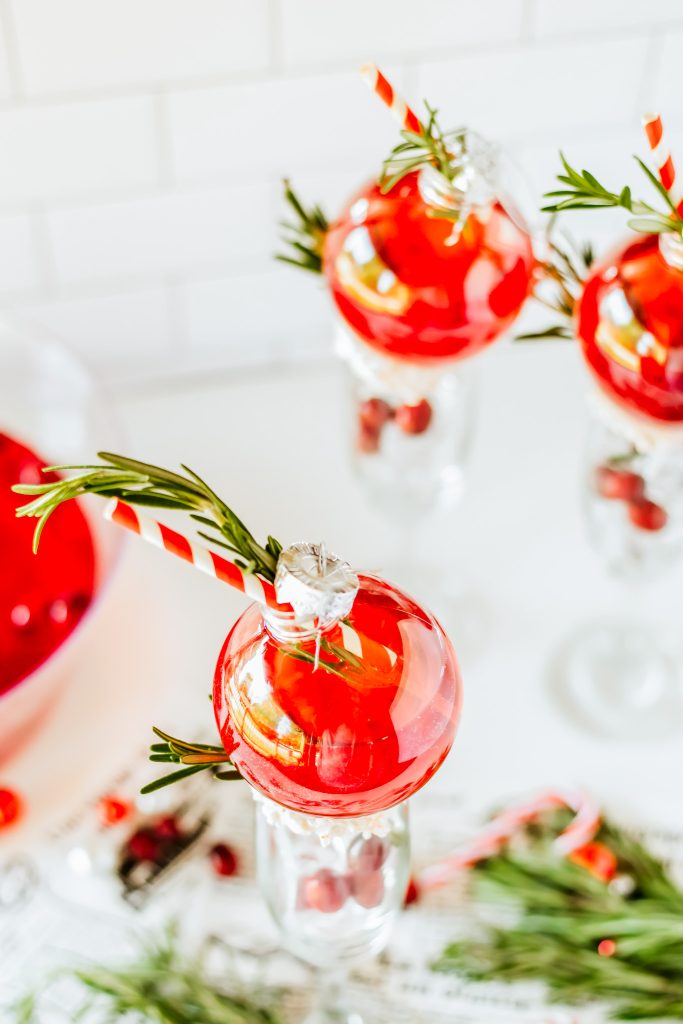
xmin=433 ymin=808 xmax=683 ymax=1020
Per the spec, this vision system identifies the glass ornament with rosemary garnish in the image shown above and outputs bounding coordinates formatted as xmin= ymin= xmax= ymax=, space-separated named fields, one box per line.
xmin=541 ymin=150 xmax=683 ymax=425
xmin=14 ymin=449 xmax=463 ymax=1024
xmin=535 ymin=144 xmax=683 ymax=737
xmin=278 ymin=97 xmax=534 ymax=622
xmin=279 ymin=103 xmax=534 ymax=364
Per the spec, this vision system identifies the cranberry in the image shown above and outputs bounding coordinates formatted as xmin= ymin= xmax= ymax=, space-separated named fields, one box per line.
xmin=351 ymin=868 xmax=385 ymax=908
xmin=127 ymin=829 xmax=160 ymax=863
xmin=209 ymin=842 xmax=238 ymax=877
xmin=627 ymin=498 xmax=668 ymax=532
xmin=404 ymin=877 xmax=420 ymax=906
xmin=348 ymin=835 xmax=388 ymax=874
xmin=98 ymin=795 xmax=133 ymax=827
xmin=357 ymin=424 xmax=381 ymax=454
xmin=395 ymin=399 xmax=433 ymax=435
xmin=154 ymin=815 xmax=182 ymax=840
xmin=298 ymin=868 xmax=349 ymax=913
xmin=0 ymin=788 xmax=21 ymax=828
xmin=595 ymin=466 xmax=645 ymax=502
xmin=358 ymin=397 xmax=393 ymax=432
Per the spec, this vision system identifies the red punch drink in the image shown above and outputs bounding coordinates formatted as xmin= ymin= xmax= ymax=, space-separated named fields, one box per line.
xmin=325 ymin=172 xmax=534 ymax=364
xmin=0 ymin=432 xmax=95 ymax=695
xmin=213 ymin=548 xmax=462 ymax=817
xmin=578 ymin=234 xmax=683 ymax=425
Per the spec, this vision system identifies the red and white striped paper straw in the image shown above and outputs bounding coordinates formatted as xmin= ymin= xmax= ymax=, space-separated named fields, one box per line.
xmin=104 ymin=499 xmax=403 ymax=669
xmin=104 ymin=498 xmax=287 ymax=611
xmin=643 ymin=112 xmax=683 ymax=219
xmin=360 ymin=63 xmax=423 ymax=135
xmin=417 ymin=788 xmax=602 ymax=892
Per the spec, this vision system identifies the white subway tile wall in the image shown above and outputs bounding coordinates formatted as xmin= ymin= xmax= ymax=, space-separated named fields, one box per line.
xmin=0 ymin=0 xmax=679 ymax=381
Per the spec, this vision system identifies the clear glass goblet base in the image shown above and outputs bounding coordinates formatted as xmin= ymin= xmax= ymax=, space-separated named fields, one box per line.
xmin=254 ymin=796 xmax=410 ymax=1024
xmin=553 ymin=619 xmax=682 ymax=738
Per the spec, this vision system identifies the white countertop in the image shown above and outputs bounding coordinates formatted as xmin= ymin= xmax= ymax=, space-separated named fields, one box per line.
xmin=5 ymin=343 xmax=683 ymax=854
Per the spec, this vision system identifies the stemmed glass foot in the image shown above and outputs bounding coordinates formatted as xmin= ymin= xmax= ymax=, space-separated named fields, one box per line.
xmin=554 ymin=620 xmax=683 ymax=738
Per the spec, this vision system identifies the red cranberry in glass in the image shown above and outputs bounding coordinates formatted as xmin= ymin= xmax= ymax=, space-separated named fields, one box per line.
xmin=595 ymin=466 xmax=645 ymax=502
xmin=627 ymin=498 xmax=668 ymax=532
xmin=348 ymin=835 xmax=388 ymax=874
xmin=357 ymin=424 xmax=381 ymax=454
xmin=351 ymin=868 xmax=385 ymax=909
xmin=209 ymin=842 xmax=238 ymax=877
xmin=298 ymin=868 xmax=350 ymax=913
xmin=358 ymin=397 xmax=393 ymax=432
xmin=395 ymin=399 xmax=433 ymax=435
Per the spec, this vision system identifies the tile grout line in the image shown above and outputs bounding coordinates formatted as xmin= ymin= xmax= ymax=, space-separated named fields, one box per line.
xmin=0 ymin=0 xmax=24 ymax=98
xmin=266 ymin=0 xmax=284 ymax=75
xmin=0 ymin=21 xmax=677 ymax=114
xmin=519 ymin=0 xmax=537 ymax=41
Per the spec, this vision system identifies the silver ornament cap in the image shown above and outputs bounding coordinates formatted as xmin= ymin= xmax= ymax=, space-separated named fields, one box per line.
xmin=275 ymin=541 xmax=359 ymax=625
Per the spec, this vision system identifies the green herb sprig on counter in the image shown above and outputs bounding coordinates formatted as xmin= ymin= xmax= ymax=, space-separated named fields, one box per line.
xmin=434 ymin=809 xmax=683 ymax=1020
xmin=12 ymin=925 xmax=282 ymax=1024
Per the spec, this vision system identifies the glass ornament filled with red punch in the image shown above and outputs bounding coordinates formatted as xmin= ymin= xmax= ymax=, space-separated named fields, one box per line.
xmin=537 ymin=113 xmax=683 ymax=736
xmin=16 ymin=457 xmax=463 ymax=1023
xmin=278 ymin=66 xmax=535 ymax=547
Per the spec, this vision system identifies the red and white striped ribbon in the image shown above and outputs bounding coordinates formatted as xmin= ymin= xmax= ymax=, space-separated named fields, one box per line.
xmin=417 ymin=789 xmax=602 ymax=891
xmin=643 ymin=112 xmax=683 ymax=219
xmin=104 ymin=498 xmax=285 ymax=611
xmin=360 ymin=63 xmax=423 ymax=135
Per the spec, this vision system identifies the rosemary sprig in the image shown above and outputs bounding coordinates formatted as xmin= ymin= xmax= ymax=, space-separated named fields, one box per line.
xmin=13 ymin=452 xmax=281 ymax=580
xmin=516 ymin=225 xmax=593 ymax=342
xmin=433 ymin=809 xmax=683 ymax=1020
xmin=13 ymin=924 xmax=282 ymax=1024
xmin=276 ymin=179 xmax=329 ymax=274
xmin=381 ymin=102 xmax=464 ymax=194
xmin=143 ymin=728 xmax=241 ymax=794
xmin=543 ymin=152 xmax=683 ymax=236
